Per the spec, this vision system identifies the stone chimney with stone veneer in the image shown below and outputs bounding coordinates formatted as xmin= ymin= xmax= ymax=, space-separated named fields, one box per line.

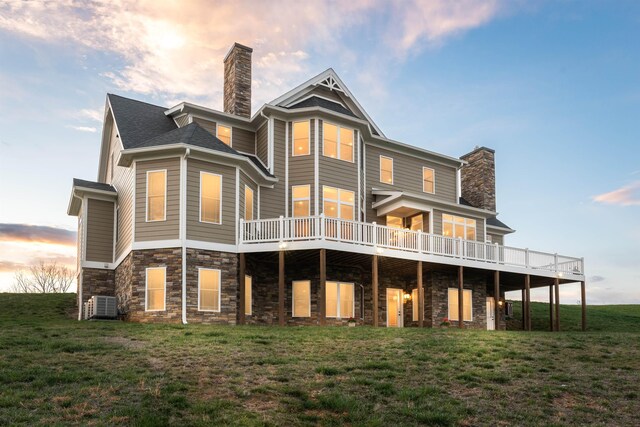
xmin=460 ymin=146 xmax=496 ymax=212
xmin=223 ymin=42 xmax=253 ymax=118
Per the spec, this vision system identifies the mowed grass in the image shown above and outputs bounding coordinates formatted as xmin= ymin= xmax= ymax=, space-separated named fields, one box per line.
xmin=0 ymin=294 xmax=639 ymax=426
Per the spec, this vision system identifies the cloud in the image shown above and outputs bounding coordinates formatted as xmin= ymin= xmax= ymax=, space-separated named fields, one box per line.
xmin=0 ymin=261 xmax=25 ymax=273
xmin=0 ymin=224 xmax=76 ymax=246
xmin=589 ymin=275 xmax=605 ymax=283
xmin=79 ymin=108 xmax=103 ymax=122
xmin=67 ymin=125 xmax=97 ymax=133
xmin=593 ymin=181 xmax=640 ymax=207
xmin=0 ymin=0 xmax=507 ymax=109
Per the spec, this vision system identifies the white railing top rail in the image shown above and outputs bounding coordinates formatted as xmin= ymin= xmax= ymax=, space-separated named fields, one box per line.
xmin=239 ymin=215 xmax=584 ymax=275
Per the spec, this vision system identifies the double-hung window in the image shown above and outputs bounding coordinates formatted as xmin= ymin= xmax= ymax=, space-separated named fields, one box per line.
xmin=323 ymin=122 xmax=354 ymax=162
xmin=442 ymin=214 xmax=476 ymax=240
xmin=448 ymin=288 xmax=472 ymax=322
xmin=423 ymin=167 xmax=435 ymax=193
xmin=244 ymin=186 xmax=254 ymax=220
xmin=146 ymin=170 xmax=166 ymax=221
xmin=146 ymin=267 xmax=166 ymax=311
xmin=326 ymin=281 xmax=355 ymax=319
xmin=292 ymin=185 xmax=310 ymax=217
xmin=200 ymin=172 xmax=222 ymax=224
xmin=292 ymin=121 xmax=310 ymax=156
xmin=380 ymin=156 xmax=393 ymax=184
xmin=292 ymin=280 xmax=311 ymax=317
xmin=217 ymin=124 xmax=232 ymax=146
xmin=199 ymin=268 xmax=221 ymax=311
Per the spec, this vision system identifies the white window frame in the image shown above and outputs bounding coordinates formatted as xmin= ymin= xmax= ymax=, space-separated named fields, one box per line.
xmin=322 ymin=186 xmax=354 ymax=220
xmin=245 ymin=275 xmax=252 ymax=316
xmin=198 ymin=268 xmax=222 ymax=312
xmin=146 ymin=169 xmax=167 ymax=222
xmin=291 ymin=185 xmax=311 ymax=217
xmin=447 ymin=288 xmax=473 ymax=322
xmin=326 ymin=281 xmax=355 ymax=319
xmin=379 ymin=155 xmax=394 ymax=184
xmin=422 ymin=167 xmax=435 ymax=194
xmin=292 ymin=280 xmax=311 ymax=317
xmin=322 ymin=121 xmax=354 ymax=163
xmin=442 ymin=214 xmax=477 ymax=240
xmin=216 ymin=123 xmax=233 ymax=147
xmin=145 ymin=267 xmax=166 ymax=312
xmin=199 ymin=171 xmax=223 ymax=224
xmin=292 ymin=120 xmax=310 ymax=157
xmin=244 ymin=185 xmax=254 ymax=220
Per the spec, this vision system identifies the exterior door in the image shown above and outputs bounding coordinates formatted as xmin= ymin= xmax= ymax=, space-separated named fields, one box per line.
xmin=386 ymin=288 xmax=403 ymax=328
xmin=486 ymin=297 xmax=495 ymax=330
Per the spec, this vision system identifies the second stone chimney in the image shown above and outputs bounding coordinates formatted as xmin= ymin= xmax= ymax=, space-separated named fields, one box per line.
xmin=460 ymin=146 xmax=496 ymax=212
xmin=223 ymin=42 xmax=253 ymax=118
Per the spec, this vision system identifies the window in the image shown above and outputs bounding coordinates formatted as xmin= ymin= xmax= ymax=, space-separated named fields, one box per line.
xmin=199 ymin=268 xmax=221 ymax=311
xmin=380 ymin=156 xmax=393 ymax=184
xmin=292 ymin=280 xmax=310 ymax=317
xmin=448 ymin=288 xmax=472 ymax=321
xmin=146 ymin=267 xmax=166 ymax=311
xmin=386 ymin=215 xmax=403 ymax=229
xmin=200 ymin=172 xmax=222 ymax=224
xmin=244 ymin=186 xmax=254 ymax=220
xmin=292 ymin=121 xmax=310 ymax=156
xmin=442 ymin=214 xmax=476 ymax=240
xmin=323 ymin=186 xmax=354 ymax=220
xmin=423 ymin=167 xmax=435 ymax=193
xmin=412 ymin=289 xmax=419 ymax=321
xmin=245 ymin=275 xmax=252 ymax=316
xmin=326 ymin=281 xmax=355 ymax=318
xmin=323 ymin=122 xmax=354 ymax=162
xmin=146 ymin=170 xmax=166 ymax=221
xmin=217 ymin=124 xmax=232 ymax=146
xmin=292 ymin=185 xmax=310 ymax=217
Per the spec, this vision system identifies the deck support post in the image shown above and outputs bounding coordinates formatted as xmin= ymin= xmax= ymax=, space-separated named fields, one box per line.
xmin=521 ymin=288 xmax=525 ymax=330
xmin=278 ymin=250 xmax=285 ymax=326
xmin=458 ymin=266 xmax=464 ymax=329
xmin=494 ymin=270 xmax=500 ymax=331
xmin=554 ymin=277 xmax=560 ymax=332
xmin=549 ymin=283 xmax=554 ymax=332
xmin=319 ymin=249 xmax=326 ymax=326
xmin=372 ymin=255 xmax=379 ymax=327
xmin=525 ymin=275 xmax=531 ymax=331
xmin=239 ymin=253 xmax=246 ymax=325
xmin=581 ymin=280 xmax=586 ymax=331
xmin=417 ymin=261 xmax=424 ymax=327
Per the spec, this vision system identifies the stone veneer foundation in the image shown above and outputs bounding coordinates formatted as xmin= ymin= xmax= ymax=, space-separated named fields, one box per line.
xmin=79 ymin=268 xmax=115 ymax=307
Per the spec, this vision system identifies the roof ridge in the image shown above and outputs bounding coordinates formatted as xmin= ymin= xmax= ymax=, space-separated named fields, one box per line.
xmin=107 ymin=93 xmax=167 ymax=110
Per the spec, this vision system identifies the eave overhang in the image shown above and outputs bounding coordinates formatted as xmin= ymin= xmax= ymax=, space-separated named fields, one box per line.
xmin=67 ymin=185 xmax=118 ymax=216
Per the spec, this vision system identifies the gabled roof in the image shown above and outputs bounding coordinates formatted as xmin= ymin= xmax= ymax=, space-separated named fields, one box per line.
xmin=287 ymin=96 xmax=357 ymax=118
xmin=73 ymin=178 xmax=117 ymax=193
xmin=486 ymin=216 xmax=514 ymax=232
xmin=107 ymin=94 xmax=177 ymax=148
xmin=68 ymin=178 xmax=117 ymax=216
xmin=131 ymin=122 xmax=235 ymax=153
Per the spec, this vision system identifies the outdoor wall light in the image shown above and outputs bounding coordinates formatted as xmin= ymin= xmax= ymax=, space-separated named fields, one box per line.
xmin=278 ymin=241 xmax=288 ymax=250
xmin=557 ymin=272 xmax=564 ymax=278
xmin=498 ymin=300 xmax=504 ymax=307
xmin=375 ymin=246 xmax=384 ymax=254
xmin=403 ymin=293 xmax=411 ymax=301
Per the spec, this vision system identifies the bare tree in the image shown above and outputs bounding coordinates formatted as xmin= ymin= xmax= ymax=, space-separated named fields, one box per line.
xmin=11 ymin=261 xmax=75 ymax=293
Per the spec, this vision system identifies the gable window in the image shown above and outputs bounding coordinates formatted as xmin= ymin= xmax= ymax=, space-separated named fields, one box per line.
xmin=443 ymin=214 xmax=476 ymax=240
xmin=145 ymin=267 xmax=166 ymax=311
xmin=292 ymin=185 xmax=310 ymax=217
xmin=412 ymin=289 xmax=419 ymax=321
xmin=292 ymin=280 xmax=311 ymax=317
xmin=423 ymin=167 xmax=435 ymax=194
xmin=326 ymin=281 xmax=354 ymax=319
xmin=292 ymin=121 xmax=310 ymax=156
xmin=200 ymin=172 xmax=222 ymax=224
xmin=323 ymin=122 xmax=354 ymax=162
xmin=217 ymin=124 xmax=232 ymax=146
xmin=244 ymin=186 xmax=254 ymax=220
xmin=245 ymin=275 xmax=252 ymax=316
xmin=448 ymin=288 xmax=472 ymax=322
xmin=380 ymin=156 xmax=393 ymax=184
xmin=323 ymin=186 xmax=354 ymax=220
xmin=199 ymin=268 xmax=221 ymax=312
xmin=146 ymin=170 xmax=166 ymax=222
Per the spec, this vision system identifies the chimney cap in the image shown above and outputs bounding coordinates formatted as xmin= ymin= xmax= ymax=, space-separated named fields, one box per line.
xmin=224 ymin=42 xmax=253 ymax=62
xmin=460 ymin=145 xmax=495 ymax=159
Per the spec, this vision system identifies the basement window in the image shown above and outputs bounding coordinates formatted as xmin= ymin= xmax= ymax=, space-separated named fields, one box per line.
xmin=292 ymin=121 xmax=310 ymax=156
xmin=217 ymin=124 xmax=232 ymax=146
xmin=145 ymin=267 xmax=166 ymax=311
xmin=292 ymin=280 xmax=311 ymax=317
xmin=448 ymin=288 xmax=472 ymax=322
xmin=245 ymin=275 xmax=252 ymax=316
xmin=326 ymin=281 xmax=354 ymax=319
xmin=199 ymin=268 xmax=221 ymax=312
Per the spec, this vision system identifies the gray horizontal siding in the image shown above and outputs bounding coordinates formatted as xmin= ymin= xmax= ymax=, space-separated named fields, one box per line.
xmin=135 ymin=158 xmax=180 ymax=241
xmin=86 ymin=198 xmax=114 ymax=263
xmin=192 ymin=117 xmax=216 ymax=136
xmin=260 ymin=119 xmax=286 ymax=219
xmin=256 ymin=122 xmax=268 ymax=166
xmin=233 ymin=127 xmax=255 ymax=154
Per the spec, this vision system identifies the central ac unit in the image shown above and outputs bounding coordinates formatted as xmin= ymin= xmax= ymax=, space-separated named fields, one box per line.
xmin=88 ymin=296 xmax=117 ymax=319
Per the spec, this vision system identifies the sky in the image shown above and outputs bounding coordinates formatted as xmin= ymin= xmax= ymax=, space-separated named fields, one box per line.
xmin=0 ymin=0 xmax=638 ymax=303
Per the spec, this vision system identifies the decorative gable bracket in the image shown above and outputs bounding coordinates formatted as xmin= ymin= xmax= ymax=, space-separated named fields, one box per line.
xmin=316 ymin=76 xmax=347 ymax=95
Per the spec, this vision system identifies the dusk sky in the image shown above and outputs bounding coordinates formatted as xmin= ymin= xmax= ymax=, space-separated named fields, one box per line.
xmin=0 ymin=1 xmax=638 ymax=303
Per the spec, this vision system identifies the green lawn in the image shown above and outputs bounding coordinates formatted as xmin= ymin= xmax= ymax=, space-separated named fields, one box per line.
xmin=1 ymin=294 xmax=639 ymax=426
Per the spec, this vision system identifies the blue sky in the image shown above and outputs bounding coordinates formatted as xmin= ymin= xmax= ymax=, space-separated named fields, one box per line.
xmin=0 ymin=1 xmax=638 ymax=302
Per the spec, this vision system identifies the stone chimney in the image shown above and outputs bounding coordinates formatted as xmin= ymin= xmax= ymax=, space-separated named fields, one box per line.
xmin=460 ymin=146 xmax=496 ymax=212
xmin=223 ymin=42 xmax=253 ymax=118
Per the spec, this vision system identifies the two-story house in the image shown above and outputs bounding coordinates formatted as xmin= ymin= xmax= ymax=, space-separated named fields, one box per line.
xmin=68 ymin=42 xmax=586 ymax=330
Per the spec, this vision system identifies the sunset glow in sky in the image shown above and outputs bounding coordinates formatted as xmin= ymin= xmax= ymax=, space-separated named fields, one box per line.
xmin=0 ymin=1 xmax=639 ymax=302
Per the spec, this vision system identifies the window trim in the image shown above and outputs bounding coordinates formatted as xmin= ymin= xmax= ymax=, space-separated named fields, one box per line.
xmin=422 ymin=167 xmax=435 ymax=194
xmin=245 ymin=275 xmax=252 ymax=316
xmin=146 ymin=169 xmax=167 ymax=222
xmin=322 ymin=121 xmax=354 ymax=163
xmin=291 ymin=185 xmax=311 ymax=217
xmin=379 ymin=155 xmax=394 ymax=185
xmin=447 ymin=288 xmax=473 ymax=322
xmin=244 ymin=185 xmax=254 ymax=220
xmin=292 ymin=120 xmax=311 ymax=157
xmin=199 ymin=171 xmax=223 ymax=224
xmin=325 ymin=281 xmax=355 ymax=319
xmin=145 ymin=267 xmax=166 ymax=312
xmin=322 ymin=186 xmax=355 ymax=220
xmin=442 ymin=214 xmax=477 ymax=240
xmin=198 ymin=267 xmax=222 ymax=312
xmin=216 ymin=123 xmax=233 ymax=147
xmin=292 ymin=280 xmax=311 ymax=317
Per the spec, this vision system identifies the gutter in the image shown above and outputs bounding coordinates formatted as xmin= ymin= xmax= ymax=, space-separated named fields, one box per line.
xmin=180 ymin=148 xmax=190 ymax=324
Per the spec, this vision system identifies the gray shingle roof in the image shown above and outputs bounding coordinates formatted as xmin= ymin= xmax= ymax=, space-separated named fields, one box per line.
xmin=108 ymin=94 xmax=177 ymax=149
xmin=487 ymin=216 xmax=513 ymax=230
xmin=287 ymin=96 xmax=357 ymax=118
xmin=130 ymin=122 xmax=236 ymax=153
xmin=242 ymin=154 xmax=271 ymax=177
xmin=73 ymin=178 xmax=117 ymax=193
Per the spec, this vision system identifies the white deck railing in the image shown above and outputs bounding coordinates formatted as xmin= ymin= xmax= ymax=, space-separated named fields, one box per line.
xmin=239 ymin=215 xmax=584 ymax=275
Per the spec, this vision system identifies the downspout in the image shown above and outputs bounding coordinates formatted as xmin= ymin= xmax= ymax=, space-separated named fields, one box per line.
xmin=181 ymin=148 xmax=190 ymax=324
